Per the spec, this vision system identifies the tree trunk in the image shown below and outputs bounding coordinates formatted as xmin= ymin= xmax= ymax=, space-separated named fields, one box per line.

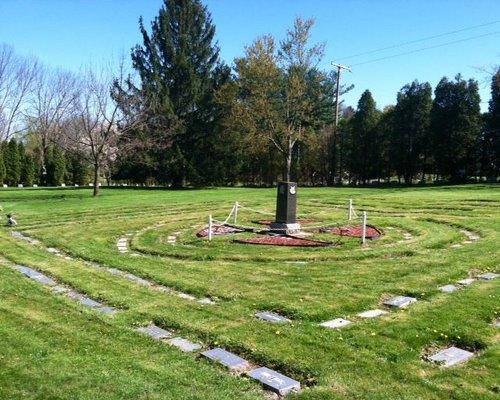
xmin=285 ymin=136 xmax=293 ymax=182
xmin=93 ymin=162 xmax=99 ymax=196
xmin=285 ymin=154 xmax=291 ymax=182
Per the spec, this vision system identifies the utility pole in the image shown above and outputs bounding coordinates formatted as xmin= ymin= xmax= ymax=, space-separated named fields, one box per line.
xmin=329 ymin=62 xmax=351 ymax=185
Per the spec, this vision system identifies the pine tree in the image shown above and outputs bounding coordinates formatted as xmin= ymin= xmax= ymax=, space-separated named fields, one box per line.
xmin=482 ymin=68 xmax=500 ymax=178
xmin=392 ymin=81 xmax=432 ymax=184
xmin=21 ymin=154 xmax=36 ymax=186
xmin=124 ymin=0 xmax=228 ymax=187
xmin=67 ymin=150 xmax=88 ymax=185
xmin=0 ymin=147 xmax=6 ymax=185
xmin=46 ymin=146 xmax=66 ymax=186
xmin=431 ymin=75 xmax=482 ymax=182
xmin=4 ymin=139 xmax=22 ymax=186
xmin=348 ymin=90 xmax=380 ymax=184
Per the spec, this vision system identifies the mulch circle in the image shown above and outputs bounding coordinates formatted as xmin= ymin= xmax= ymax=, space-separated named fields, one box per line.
xmin=196 ymin=224 xmax=245 ymax=238
xmin=320 ymin=224 xmax=383 ymax=239
xmin=234 ymin=235 xmax=332 ymax=247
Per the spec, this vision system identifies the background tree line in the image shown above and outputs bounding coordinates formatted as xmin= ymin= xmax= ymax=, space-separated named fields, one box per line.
xmin=0 ymin=0 xmax=498 ymax=194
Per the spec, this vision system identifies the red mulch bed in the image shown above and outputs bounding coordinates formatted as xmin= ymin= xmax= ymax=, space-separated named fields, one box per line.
xmin=320 ymin=224 xmax=383 ymax=239
xmin=196 ymin=224 xmax=245 ymax=238
xmin=234 ymin=235 xmax=331 ymax=247
xmin=254 ymin=219 xmax=315 ymax=226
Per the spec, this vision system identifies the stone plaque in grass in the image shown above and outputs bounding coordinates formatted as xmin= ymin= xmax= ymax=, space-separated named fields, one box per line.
xmin=30 ymin=273 xmax=56 ymax=286
xmin=439 ymin=284 xmax=458 ymax=293
xmin=168 ymin=337 xmax=201 ymax=352
xmin=201 ymin=348 xmax=250 ymax=371
xmin=255 ymin=311 xmax=291 ymax=323
xmin=15 ymin=265 xmax=39 ymax=278
xmin=383 ymin=296 xmax=417 ymax=308
xmin=79 ymin=297 xmax=102 ymax=308
xmin=197 ymin=297 xmax=215 ymax=305
xmin=428 ymin=346 xmax=474 ymax=367
xmin=51 ymin=285 xmax=69 ymax=294
xmin=320 ymin=318 xmax=352 ymax=329
xmin=248 ymin=367 xmax=300 ymax=396
xmin=357 ymin=309 xmax=388 ymax=318
xmin=137 ymin=324 xmax=172 ymax=340
xmin=98 ymin=306 xmax=116 ymax=315
xmin=457 ymin=278 xmax=475 ymax=286
xmin=476 ymin=272 xmax=498 ymax=280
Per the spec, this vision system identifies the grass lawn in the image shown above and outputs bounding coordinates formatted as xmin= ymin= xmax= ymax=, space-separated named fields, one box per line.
xmin=0 ymin=185 xmax=498 ymax=399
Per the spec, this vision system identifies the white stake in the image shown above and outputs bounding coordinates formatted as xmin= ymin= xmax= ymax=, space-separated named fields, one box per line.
xmin=361 ymin=211 xmax=367 ymax=245
xmin=234 ymin=201 xmax=238 ymax=224
xmin=208 ymin=214 xmax=213 ymax=241
xmin=348 ymin=199 xmax=353 ymax=220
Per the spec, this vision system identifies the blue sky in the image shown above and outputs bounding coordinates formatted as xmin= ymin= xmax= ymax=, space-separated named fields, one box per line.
xmin=1 ymin=0 xmax=499 ymax=111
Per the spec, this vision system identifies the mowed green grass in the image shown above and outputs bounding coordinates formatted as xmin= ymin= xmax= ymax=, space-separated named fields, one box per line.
xmin=0 ymin=185 xmax=498 ymax=399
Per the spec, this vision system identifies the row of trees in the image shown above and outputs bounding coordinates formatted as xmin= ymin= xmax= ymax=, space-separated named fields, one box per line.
xmin=0 ymin=138 xmax=88 ymax=187
xmin=340 ymin=73 xmax=498 ymax=184
xmin=0 ymin=0 xmax=498 ymax=194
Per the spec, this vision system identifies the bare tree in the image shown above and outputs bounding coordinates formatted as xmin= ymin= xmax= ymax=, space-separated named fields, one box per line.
xmin=66 ymin=63 xmax=141 ymax=196
xmin=28 ymin=66 xmax=79 ymax=177
xmin=0 ymin=44 xmax=39 ymax=140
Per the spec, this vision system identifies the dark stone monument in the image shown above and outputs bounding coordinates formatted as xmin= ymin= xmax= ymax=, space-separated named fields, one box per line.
xmin=270 ymin=181 xmax=301 ymax=234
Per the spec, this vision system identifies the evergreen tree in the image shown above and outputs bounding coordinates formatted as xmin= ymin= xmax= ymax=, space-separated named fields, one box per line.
xmin=21 ymin=154 xmax=36 ymax=186
xmin=392 ymin=81 xmax=432 ymax=184
xmin=482 ymin=68 xmax=500 ymax=178
xmin=4 ymin=139 xmax=22 ymax=186
xmin=67 ymin=150 xmax=88 ymax=185
xmin=46 ymin=146 xmax=66 ymax=186
xmin=121 ymin=0 xmax=229 ymax=187
xmin=0 ymin=147 xmax=6 ymax=185
xmin=348 ymin=90 xmax=380 ymax=184
xmin=431 ymin=75 xmax=482 ymax=182
xmin=376 ymin=106 xmax=395 ymax=183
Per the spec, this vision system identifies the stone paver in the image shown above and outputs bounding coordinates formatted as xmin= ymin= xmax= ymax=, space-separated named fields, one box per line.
xmin=167 ymin=337 xmax=202 ymax=352
xmin=428 ymin=346 xmax=474 ymax=367
xmin=457 ymin=278 xmax=475 ymax=286
xmin=357 ymin=309 xmax=388 ymax=318
xmin=383 ymin=296 xmax=417 ymax=308
xmin=476 ymin=272 xmax=498 ymax=281
xmin=201 ymin=348 xmax=250 ymax=371
xmin=137 ymin=324 xmax=172 ymax=340
xmin=439 ymin=284 xmax=458 ymax=293
xmin=320 ymin=318 xmax=352 ymax=329
xmin=255 ymin=311 xmax=291 ymax=323
xmin=197 ymin=297 xmax=215 ymax=305
xmin=248 ymin=367 xmax=300 ymax=396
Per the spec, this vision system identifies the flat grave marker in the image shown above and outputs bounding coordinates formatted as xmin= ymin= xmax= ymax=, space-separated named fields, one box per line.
xmin=255 ymin=311 xmax=291 ymax=323
xmin=98 ymin=306 xmax=116 ymax=315
xmin=137 ymin=324 xmax=172 ymax=340
xmin=248 ymin=367 xmax=300 ymax=396
xmin=428 ymin=346 xmax=474 ymax=367
xmin=168 ymin=337 xmax=202 ymax=352
xmin=30 ymin=273 xmax=56 ymax=286
xmin=201 ymin=348 xmax=250 ymax=371
xmin=476 ymin=272 xmax=498 ymax=281
xmin=439 ymin=284 xmax=458 ymax=293
xmin=383 ymin=296 xmax=417 ymax=308
xmin=197 ymin=297 xmax=215 ymax=305
xmin=320 ymin=318 xmax=352 ymax=329
xmin=457 ymin=278 xmax=475 ymax=286
xmin=357 ymin=309 xmax=388 ymax=318
xmin=51 ymin=285 xmax=69 ymax=294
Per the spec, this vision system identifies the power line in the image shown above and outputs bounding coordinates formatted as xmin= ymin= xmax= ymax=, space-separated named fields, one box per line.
xmin=338 ymin=20 xmax=499 ymax=61
xmin=350 ymin=30 xmax=500 ymax=67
